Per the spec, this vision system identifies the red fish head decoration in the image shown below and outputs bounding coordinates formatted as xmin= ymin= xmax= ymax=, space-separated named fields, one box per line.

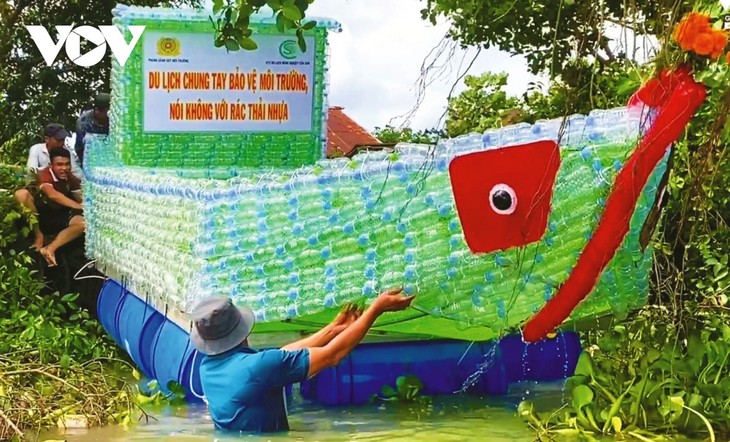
xmin=448 ymin=140 xmax=561 ymax=254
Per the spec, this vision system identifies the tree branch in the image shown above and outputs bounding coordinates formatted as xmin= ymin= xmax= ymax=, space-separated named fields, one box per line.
xmin=0 ymin=0 xmax=32 ymax=61
xmin=0 ymin=408 xmax=24 ymax=440
xmin=603 ymin=17 xmax=641 ymax=33
xmin=595 ymin=52 xmax=610 ymax=66
xmin=4 ymin=0 xmax=31 ymax=28
xmin=600 ymin=39 xmax=616 ymax=61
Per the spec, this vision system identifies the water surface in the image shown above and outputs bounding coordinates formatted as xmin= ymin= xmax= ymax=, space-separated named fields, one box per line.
xmin=44 ymin=382 xmax=564 ymax=441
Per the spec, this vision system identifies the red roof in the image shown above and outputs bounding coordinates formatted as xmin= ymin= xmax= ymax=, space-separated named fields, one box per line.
xmin=326 ymin=106 xmax=381 ymax=158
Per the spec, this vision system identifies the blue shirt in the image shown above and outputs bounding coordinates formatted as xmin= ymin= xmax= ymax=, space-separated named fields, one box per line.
xmin=75 ymin=109 xmax=109 ymax=165
xmin=200 ymin=346 xmax=310 ymax=433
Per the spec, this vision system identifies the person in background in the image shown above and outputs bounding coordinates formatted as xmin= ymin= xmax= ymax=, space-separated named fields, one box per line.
xmin=15 ymin=148 xmax=85 ymax=266
xmin=190 ymin=288 xmax=415 ymax=433
xmin=26 ymin=123 xmax=83 ymax=180
xmin=75 ymin=92 xmax=110 ymax=166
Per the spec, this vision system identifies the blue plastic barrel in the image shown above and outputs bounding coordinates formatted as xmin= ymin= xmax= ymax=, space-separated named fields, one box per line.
xmin=179 ymin=349 xmax=206 ymax=403
xmin=523 ymin=332 xmax=581 ymax=381
xmin=300 ymin=332 xmax=581 ymax=406
xmin=498 ymin=332 xmax=581 ymax=383
xmin=150 ymin=320 xmax=195 ymax=395
xmin=100 ymin=284 xmax=581 ymax=407
xmin=116 ymin=293 xmax=163 ymax=378
xmin=96 ymin=279 xmax=126 ymax=345
xmin=301 ymin=340 xmax=508 ymax=406
xmin=137 ymin=310 xmax=165 ymax=378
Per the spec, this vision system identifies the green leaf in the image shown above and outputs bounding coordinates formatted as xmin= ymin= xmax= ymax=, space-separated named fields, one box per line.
xmin=301 ymin=20 xmax=316 ymax=30
xmin=224 ymin=39 xmax=240 ymax=51
xmin=722 ymin=324 xmax=730 ymax=342
xmin=396 ymin=375 xmax=424 ymax=398
xmin=611 ymin=416 xmax=622 ymax=434
xmin=276 ymin=12 xmax=289 ymax=32
xmin=297 ymin=30 xmax=306 ymax=52
xmin=266 ymin=0 xmax=282 ymax=10
xmin=238 ymin=36 xmax=258 ymax=50
xmin=240 ymin=2 xmax=254 ymax=16
xmin=132 ymin=369 xmax=141 ymax=380
xmin=61 ymin=293 xmax=79 ymax=302
xmin=574 ymin=352 xmax=594 ymax=378
xmin=235 ymin=13 xmax=250 ymax=29
xmin=687 ymin=332 xmax=706 ymax=372
xmin=645 ymin=348 xmax=661 ymax=364
xmin=168 ymin=381 xmax=186 ymax=399
xmin=687 ymin=393 xmax=703 ymax=409
xmin=281 ymin=4 xmax=303 ymax=20
xmin=295 ymin=0 xmax=309 ymax=13
xmin=21 ymin=326 xmax=35 ymax=340
xmin=517 ymin=400 xmax=534 ymax=419
xmin=668 ymin=395 xmax=684 ymax=412
xmin=380 ymin=384 xmax=396 ymax=397
xmin=572 ymin=384 xmax=594 ymax=410
xmin=212 ymin=0 xmax=224 ymax=15
xmin=59 ymin=353 xmax=70 ymax=370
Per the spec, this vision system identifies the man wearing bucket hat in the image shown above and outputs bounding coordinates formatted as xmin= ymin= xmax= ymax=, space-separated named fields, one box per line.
xmin=190 ymin=287 xmax=415 ymax=433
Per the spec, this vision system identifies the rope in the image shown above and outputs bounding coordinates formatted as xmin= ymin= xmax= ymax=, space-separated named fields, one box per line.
xmin=72 ymin=259 xmax=107 ymax=281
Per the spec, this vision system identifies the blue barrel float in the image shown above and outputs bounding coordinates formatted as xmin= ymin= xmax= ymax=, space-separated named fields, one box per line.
xmin=97 ymin=280 xmax=203 ymax=401
xmin=97 ymin=278 xmax=581 ymax=405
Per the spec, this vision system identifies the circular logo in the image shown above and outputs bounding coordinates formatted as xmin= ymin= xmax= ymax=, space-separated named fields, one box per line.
xmin=157 ymin=37 xmax=180 ymax=57
xmin=66 ymin=26 xmax=107 ymax=67
xmin=279 ymin=40 xmax=298 ymax=60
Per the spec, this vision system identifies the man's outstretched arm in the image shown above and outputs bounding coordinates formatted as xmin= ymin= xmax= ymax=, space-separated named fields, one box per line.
xmin=281 ymin=305 xmax=360 ymax=351
xmin=305 ymin=288 xmax=414 ymax=378
xmin=39 ymin=184 xmax=82 ymax=210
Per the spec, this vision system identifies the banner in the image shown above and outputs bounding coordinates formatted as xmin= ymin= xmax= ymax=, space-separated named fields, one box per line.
xmin=143 ymin=31 xmax=315 ymax=132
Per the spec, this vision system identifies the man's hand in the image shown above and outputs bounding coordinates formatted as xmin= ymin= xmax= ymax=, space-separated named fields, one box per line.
xmin=329 ymin=305 xmax=362 ymax=335
xmin=281 ymin=305 xmax=362 ymax=351
xmin=33 ymin=233 xmax=44 ymax=250
xmin=306 ymin=287 xmax=416 ymax=378
xmin=372 ymin=287 xmax=415 ymax=313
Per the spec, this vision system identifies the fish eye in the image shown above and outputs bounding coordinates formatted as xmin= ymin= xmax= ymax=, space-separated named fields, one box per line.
xmin=489 ymin=184 xmax=517 ymax=215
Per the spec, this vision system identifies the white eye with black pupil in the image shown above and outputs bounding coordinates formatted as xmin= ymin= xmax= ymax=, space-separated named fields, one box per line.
xmin=489 ymin=184 xmax=517 ymax=215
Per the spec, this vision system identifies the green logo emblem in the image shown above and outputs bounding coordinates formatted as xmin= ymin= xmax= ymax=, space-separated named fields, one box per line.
xmin=279 ymin=40 xmax=298 ymax=60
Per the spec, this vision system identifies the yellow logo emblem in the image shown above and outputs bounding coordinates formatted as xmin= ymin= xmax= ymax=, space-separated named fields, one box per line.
xmin=156 ymin=37 xmax=180 ymax=57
